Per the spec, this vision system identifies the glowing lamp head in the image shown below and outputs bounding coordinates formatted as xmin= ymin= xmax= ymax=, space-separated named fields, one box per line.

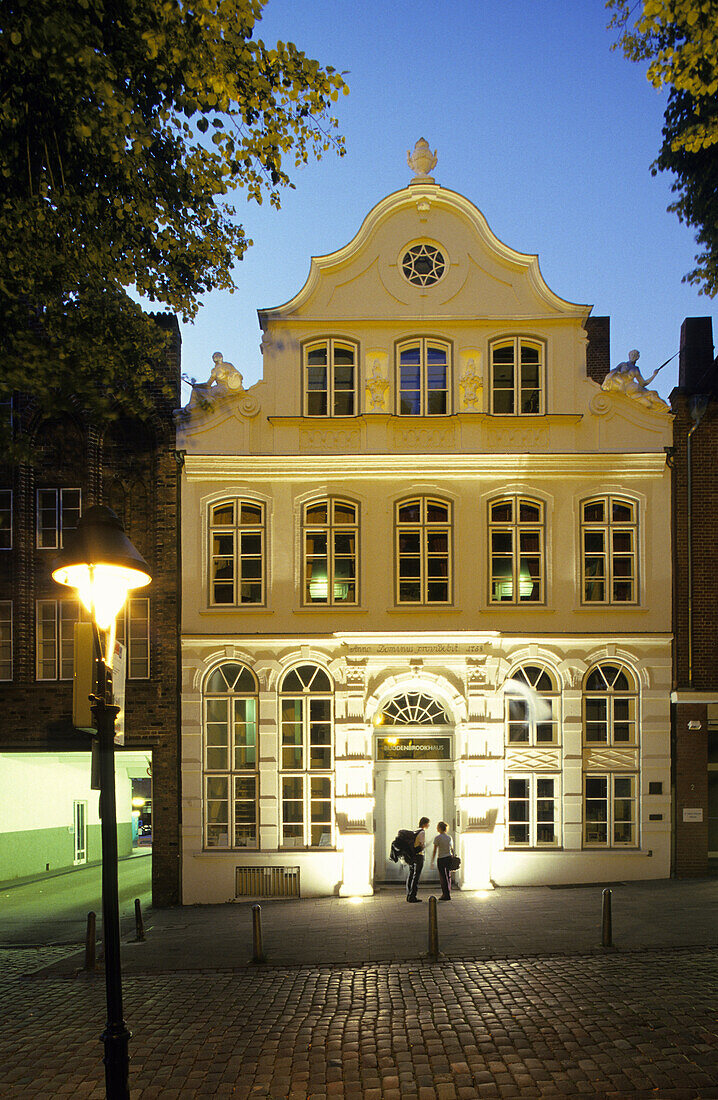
xmin=52 ymin=505 xmax=151 ymax=630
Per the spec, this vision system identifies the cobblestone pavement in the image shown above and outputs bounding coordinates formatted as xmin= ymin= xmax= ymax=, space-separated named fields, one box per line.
xmin=2 ymin=945 xmax=718 ymax=1098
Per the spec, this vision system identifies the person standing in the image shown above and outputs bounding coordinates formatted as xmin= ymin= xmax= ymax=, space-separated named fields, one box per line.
xmin=406 ymin=816 xmax=430 ymax=902
xmin=430 ymin=820 xmax=454 ymax=900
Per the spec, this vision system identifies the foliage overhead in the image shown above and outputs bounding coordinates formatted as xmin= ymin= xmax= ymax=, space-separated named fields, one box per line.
xmin=607 ymin=0 xmax=718 ymax=296
xmin=0 ymin=0 xmax=347 ymax=447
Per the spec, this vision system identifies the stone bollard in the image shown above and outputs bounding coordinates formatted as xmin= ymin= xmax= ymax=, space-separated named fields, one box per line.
xmin=601 ymin=887 xmax=613 ymax=948
xmin=134 ymin=897 xmax=145 ymax=942
xmin=84 ymin=911 xmax=96 ymax=971
xmin=428 ymin=895 xmax=439 ymax=959
xmin=252 ymin=904 xmax=266 ymax=963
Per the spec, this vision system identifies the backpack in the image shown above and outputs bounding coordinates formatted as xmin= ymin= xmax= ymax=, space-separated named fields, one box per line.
xmin=390 ymin=828 xmax=419 ymax=865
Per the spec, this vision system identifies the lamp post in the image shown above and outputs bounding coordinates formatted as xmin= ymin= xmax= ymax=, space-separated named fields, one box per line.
xmin=52 ymin=505 xmax=151 ymax=1100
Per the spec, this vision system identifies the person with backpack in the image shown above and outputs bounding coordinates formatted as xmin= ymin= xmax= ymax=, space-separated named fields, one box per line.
xmin=406 ymin=816 xmax=430 ymax=902
xmin=430 ymin=820 xmax=455 ymax=900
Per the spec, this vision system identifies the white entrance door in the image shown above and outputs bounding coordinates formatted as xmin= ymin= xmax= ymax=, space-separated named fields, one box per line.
xmin=73 ymin=800 xmax=88 ymax=865
xmin=375 ymin=762 xmax=454 ymax=882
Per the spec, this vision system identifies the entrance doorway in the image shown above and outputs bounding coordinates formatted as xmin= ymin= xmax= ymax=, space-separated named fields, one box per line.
xmin=375 ymin=755 xmax=454 ymax=883
xmin=73 ymin=800 xmax=88 ymax=865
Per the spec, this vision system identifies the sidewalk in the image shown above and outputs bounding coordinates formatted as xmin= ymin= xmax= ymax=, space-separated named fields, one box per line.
xmin=40 ymin=877 xmax=718 ymax=976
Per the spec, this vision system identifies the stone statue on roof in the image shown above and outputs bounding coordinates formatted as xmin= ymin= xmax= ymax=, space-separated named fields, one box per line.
xmin=601 ymin=349 xmax=669 ymax=411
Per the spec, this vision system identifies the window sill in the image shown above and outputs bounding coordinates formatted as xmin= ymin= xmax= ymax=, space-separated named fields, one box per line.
xmin=199 ymin=606 xmax=272 ymax=615
xmin=387 ymin=605 xmax=461 ymax=614
xmin=293 ymin=606 xmax=369 ymax=614
xmin=577 ymin=604 xmax=646 ymax=612
xmin=482 ymin=604 xmax=555 ymax=612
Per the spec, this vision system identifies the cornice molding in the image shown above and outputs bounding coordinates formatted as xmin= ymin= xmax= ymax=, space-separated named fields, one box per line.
xmin=183 ymin=452 xmax=669 ymax=482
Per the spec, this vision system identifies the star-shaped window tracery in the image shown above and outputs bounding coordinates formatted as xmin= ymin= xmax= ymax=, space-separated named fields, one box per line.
xmin=402 ymin=243 xmax=445 ymax=287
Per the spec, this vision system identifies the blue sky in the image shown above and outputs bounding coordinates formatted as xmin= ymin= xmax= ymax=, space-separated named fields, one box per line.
xmin=177 ymin=0 xmax=714 ymax=403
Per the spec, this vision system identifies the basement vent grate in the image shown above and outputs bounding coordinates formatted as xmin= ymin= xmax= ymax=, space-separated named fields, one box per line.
xmin=235 ymin=866 xmax=300 ymax=898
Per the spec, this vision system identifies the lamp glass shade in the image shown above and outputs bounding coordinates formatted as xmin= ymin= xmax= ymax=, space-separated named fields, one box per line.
xmin=52 ymin=505 xmax=151 ymax=630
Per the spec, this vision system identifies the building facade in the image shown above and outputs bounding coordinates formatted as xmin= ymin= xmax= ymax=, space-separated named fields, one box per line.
xmin=179 ymin=153 xmax=673 ymax=901
xmin=670 ymin=316 xmax=718 ymax=876
xmin=0 ymin=315 xmax=182 ymax=905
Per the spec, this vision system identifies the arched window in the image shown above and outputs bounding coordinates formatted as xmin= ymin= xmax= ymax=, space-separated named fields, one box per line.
xmin=583 ymin=663 xmax=637 ymax=745
xmin=489 ymin=497 xmax=544 ymax=603
xmin=304 ymin=339 xmax=357 ymax=416
xmin=505 ymin=665 xmax=558 ymax=744
xmin=203 ymin=663 xmax=258 ymax=849
xmin=583 ymin=663 xmax=638 ymax=848
xmin=303 ymin=498 xmax=358 ymax=605
xmin=209 ymin=499 xmax=265 ymax=606
xmin=280 ymin=665 xmax=333 ymax=848
xmin=395 ymin=497 xmax=452 ymax=605
xmin=581 ymin=497 xmax=638 ymax=604
xmin=377 ymin=692 xmax=450 ymax=726
xmin=490 ymin=338 xmax=544 ymax=415
xmin=397 ymin=338 xmax=451 ymax=415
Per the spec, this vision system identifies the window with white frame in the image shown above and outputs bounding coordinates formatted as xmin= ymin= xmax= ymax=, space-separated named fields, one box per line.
xmin=0 ymin=490 xmax=12 ymax=549
xmin=304 ymin=339 xmax=357 ymax=416
xmin=36 ymin=599 xmax=80 ymax=680
xmin=0 ymin=601 xmax=12 ymax=680
xmin=583 ymin=774 xmax=637 ymax=846
xmin=36 ymin=488 xmax=81 ymax=549
xmin=115 ymin=598 xmax=150 ymax=679
xmin=583 ymin=663 xmax=637 ymax=745
xmin=303 ymin=499 xmax=358 ymax=605
xmin=581 ymin=496 xmax=637 ymax=604
xmin=489 ymin=497 xmax=544 ymax=603
xmin=209 ymin=499 xmax=264 ymax=606
xmin=507 ymin=775 xmax=559 ymax=847
xmin=396 ymin=497 xmax=451 ymax=605
xmin=490 ymin=338 xmax=544 ymax=415
xmin=280 ymin=664 xmax=333 ymax=848
xmin=505 ymin=665 xmax=558 ymax=744
xmin=203 ymin=662 xmax=258 ymax=849
xmin=397 ymin=339 xmax=450 ymax=416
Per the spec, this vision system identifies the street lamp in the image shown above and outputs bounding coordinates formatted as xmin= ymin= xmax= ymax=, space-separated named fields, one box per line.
xmin=52 ymin=505 xmax=151 ymax=1100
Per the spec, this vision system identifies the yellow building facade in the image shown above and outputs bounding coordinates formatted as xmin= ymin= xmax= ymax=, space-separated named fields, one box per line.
xmin=178 ymin=152 xmax=673 ymax=901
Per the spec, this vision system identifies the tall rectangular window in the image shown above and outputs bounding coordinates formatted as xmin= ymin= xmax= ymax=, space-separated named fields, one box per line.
xmin=209 ymin=500 xmax=264 ymax=606
xmin=36 ymin=599 xmax=80 ymax=680
xmin=303 ymin=499 xmax=358 ymax=605
xmin=36 ymin=488 xmax=81 ymax=549
xmin=489 ymin=497 xmax=544 ymax=603
xmin=203 ymin=662 xmax=258 ymax=848
xmin=280 ymin=664 xmax=333 ymax=848
xmin=397 ymin=339 xmax=450 ymax=415
xmin=116 ymin=598 xmax=150 ymax=679
xmin=581 ymin=497 xmax=637 ymax=604
xmin=396 ymin=497 xmax=451 ymax=605
xmin=507 ymin=775 xmax=558 ymax=847
xmin=304 ymin=340 xmax=356 ymax=416
xmin=490 ymin=338 xmax=544 ymax=415
xmin=0 ymin=490 xmax=12 ymax=549
xmin=583 ymin=774 xmax=637 ymax=847
xmin=0 ymin=601 xmax=12 ymax=680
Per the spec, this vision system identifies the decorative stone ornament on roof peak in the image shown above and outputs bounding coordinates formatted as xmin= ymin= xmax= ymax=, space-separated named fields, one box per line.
xmin=407 ymin=138 xmax=437 ymax=184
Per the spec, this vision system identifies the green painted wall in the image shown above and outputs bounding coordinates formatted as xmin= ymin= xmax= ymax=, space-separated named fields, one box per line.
xmin=0 ymin=821 xmax=133 ymax=883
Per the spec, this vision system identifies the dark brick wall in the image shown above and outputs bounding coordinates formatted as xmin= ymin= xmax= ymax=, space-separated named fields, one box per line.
xmin=585 ymin=316 xmax=611 ymax=385
xmin=0 ymin=316 xmax=182 ymax=905
xmin=673 ymin=703 xmax=709 ymax=876
xmin=670 ymin=316 xmax=717 ymax=877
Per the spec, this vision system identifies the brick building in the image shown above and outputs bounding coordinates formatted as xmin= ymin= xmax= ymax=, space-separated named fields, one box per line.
xmin=0 ymin=315 xmax=182 ymax=906
xmin=670 ymin=316 xmax=718 ymax=876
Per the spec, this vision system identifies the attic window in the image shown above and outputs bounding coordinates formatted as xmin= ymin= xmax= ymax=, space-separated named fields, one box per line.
xmin=402 ymin=243 xmax=445 ymax=287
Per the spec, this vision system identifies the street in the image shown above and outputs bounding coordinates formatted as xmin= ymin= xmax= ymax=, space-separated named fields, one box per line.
xmin=1 ymin=878 xmax=718 ymax=1097
xmin=1 ymin=944 xmax=717 ymax=1097
xmin=0 ymin=851 xmax=152 ymax=945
